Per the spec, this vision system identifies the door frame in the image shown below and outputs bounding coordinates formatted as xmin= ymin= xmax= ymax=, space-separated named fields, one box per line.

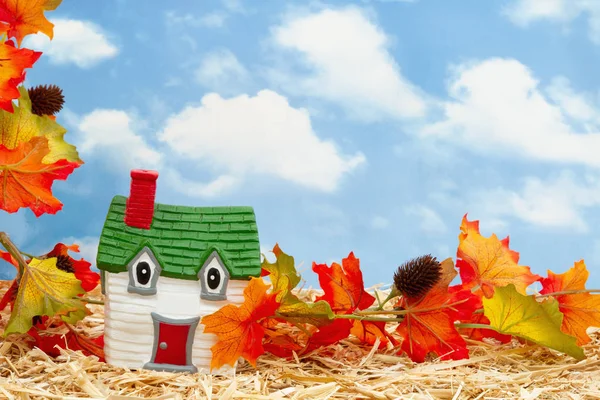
xmin=143 ymin=312 xmax=199 ymax=373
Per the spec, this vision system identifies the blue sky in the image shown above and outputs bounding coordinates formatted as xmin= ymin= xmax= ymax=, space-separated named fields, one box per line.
xmin=1 ymin=0 xmax=600 ymax=289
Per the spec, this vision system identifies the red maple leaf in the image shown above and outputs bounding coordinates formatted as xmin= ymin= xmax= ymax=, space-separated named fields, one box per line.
xmin=308 ymin=253 xmax=394 ymax=349
xmin=27 ymin=321 xmax=104 ymax=361
xmin=313 ymin=252 xmax=375 ymax=313
xmin=0 ymin=40 xmax=41 ymax=112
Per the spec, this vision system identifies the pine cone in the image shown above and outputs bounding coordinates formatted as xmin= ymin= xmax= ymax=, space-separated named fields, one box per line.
xmin=55 ymin=255 xmax=74 ymax=273
xmin=28 ymin=84 xmax=64 ymax=116
xmin=393 ymin=254 xmax=442 ymax=298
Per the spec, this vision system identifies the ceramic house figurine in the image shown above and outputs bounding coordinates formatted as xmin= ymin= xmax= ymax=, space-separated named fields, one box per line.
xmin=96 ymin=169 xmax=261 ymax=373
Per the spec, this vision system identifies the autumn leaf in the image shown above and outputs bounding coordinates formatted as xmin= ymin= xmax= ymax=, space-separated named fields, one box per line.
xmin=4 ymin=257 xmax=86 ymax=335
xmin=457 ymin=214 xmax=541 ymax=298
xmin=540 ymin=260 xmax=600 ymax=346
xmin=350 ymin=320 xmax=398 ymax=348
xmin=0 ymin=40 xmax=41 ymax=112
xmin=450 ymin=283 xmax=512 ymax=344
xmin=309 ymin=253 xmax=391 ymax=348
xmin=0 ymin=86 xmax=82 ymax=164
xmin=0 ymin=136 xmax=79 ymax=216
xmin=40 ymin=243 xmax=99 ymax=292
xmin=27 ymin=322 xmax=104 ymax=361
xmin=396 ymin=258 xmax=478 ymax=362
xmin=0 ymin=278 xmax=17 ymax=313
xmin=262 ymin=244 xmax=333 ymax=326
xmin=0 ymin=0 xmax=62 ymax=46
xmin=202 ymin=277 xmax=280 ymax=370
xmin=305 ymin=319 xmax=353 ymax=352
xmin=313 ymin=252 xmax=375 ymax=313
xmin=483 ymin=284 xmax=584 ymax=360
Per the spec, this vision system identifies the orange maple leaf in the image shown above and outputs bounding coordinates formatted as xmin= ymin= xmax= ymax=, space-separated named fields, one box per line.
xmin=396 ymin=259 xmax=478 ymax=362
xmin=540 ymin=260 xmax=600 ymax=346
xmin=457 ymin=214 xmax=541 ymax=298
xmin=0 ymin=40 xmax=41 ymax=112
xmin=0 ymin=0 xmax=61 ymax=46
xmin=0 ymin=136 xmax=79 ymax=216
xmin=201 ymin=277 xmax=280 ymax=370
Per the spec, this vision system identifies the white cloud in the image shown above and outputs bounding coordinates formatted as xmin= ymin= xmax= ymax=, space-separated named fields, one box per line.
xmin=165 ymin=10 xmax=228 ymax=28
xmin=270 ymin=7 xmax=427 ymax=121
xmin=370 ymin=216 xmax=390 ymax=229
xmin=25 ymin=19 xmax=118 ymax=68
xmin=504 ymin=0 xmax=600 ymax=44
xmin=195 ymin=49 xmax=249 ymax=93
xmin=163 ymin=169 xmax=238 ymax=199
xmin=546 ymin=76 xmax=600 ymax=125
xmin=422 ymin=58 xmax=600 ymax=168
xmin=74 ymin=109 xmax=162 ymax=171
xmin=405 ymin=205 xmax=447 ymax=234
xmin=157 ymin=90 xmax=365 ymax=192
xmin=60 ymin=236 xmax=100 ymax=268
xmin=471 ymin=171 xmax=600 ymax=232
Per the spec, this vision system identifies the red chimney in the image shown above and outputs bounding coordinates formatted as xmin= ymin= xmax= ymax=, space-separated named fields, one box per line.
xmin=124 ymin=169 xmax=159 ymax=229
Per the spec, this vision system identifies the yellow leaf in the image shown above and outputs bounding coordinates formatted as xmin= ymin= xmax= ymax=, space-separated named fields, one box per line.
xmin=0 ymin=86 xmax=81 ymax=164
xmin=4 ymin=257 xmax=86 ymax=335
xmin=482 ymin=284 xmax=584 ymax=360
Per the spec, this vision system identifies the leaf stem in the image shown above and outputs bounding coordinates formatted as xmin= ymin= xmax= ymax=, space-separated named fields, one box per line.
xmin=0 ymin=232 xmax=29 ymax=281
xmin=19 ymin=251 xmax=36 ymax=259
xmin=358 ymin=298 xmax=472 ymax=316
xmin=75 ymin=297 xmax=104 ymax=305
xmin=536 ymin=289 xmax=600 ymax=298
xmin=334 ymin=314 xmax=400 ymax=323
xmin=374 ymin=286 xmax=400 ymax=311
xmin=454 ymin=323 xmax=499 ymax=332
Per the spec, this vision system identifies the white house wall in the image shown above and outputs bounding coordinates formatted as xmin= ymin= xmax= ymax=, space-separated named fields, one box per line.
xmin=104 ymin=271 xmax=248 ymax=373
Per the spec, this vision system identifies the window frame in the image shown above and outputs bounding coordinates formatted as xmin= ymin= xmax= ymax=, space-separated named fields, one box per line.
xmin=126 ymin=246 xmax=162 ymax=295
xmin=198 ymin=251 xmax=230 ymax=301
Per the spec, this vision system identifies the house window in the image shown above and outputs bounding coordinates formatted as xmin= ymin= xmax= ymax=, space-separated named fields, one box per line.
xmin=127 ymin=246 xmax=162 ymax=295
xmin=198 ymin=251 xmax=229 ymax=301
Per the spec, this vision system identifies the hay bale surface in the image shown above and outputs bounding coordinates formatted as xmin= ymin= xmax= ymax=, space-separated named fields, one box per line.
xmin=0 ymin=281 xmax=599 ymax=399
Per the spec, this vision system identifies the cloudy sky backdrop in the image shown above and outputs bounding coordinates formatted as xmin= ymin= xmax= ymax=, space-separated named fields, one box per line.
xmin=1 ymin=0 xmax=600 ymax=288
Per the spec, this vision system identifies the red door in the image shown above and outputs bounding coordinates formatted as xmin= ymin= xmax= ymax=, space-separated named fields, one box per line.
xmin=145 ymin=312 xmax=200 ymax=372
xmin=154 ymin=322 xmax=192 ymax=365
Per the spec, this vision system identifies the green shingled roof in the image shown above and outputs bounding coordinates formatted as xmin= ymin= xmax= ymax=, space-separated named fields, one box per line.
xmin=96 ymin=195 xmax=261 ymax=280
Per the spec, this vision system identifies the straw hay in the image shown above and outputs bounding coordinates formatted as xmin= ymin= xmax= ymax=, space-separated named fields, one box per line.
xmin=0 ymin=281 xmax=599 ymax=399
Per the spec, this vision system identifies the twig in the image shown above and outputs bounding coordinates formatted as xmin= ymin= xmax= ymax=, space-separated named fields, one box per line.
xmin=75 ymin=297 xmax=104 ymax=305
xmin=536 ymin=289 xmax=600 ymax=298
xmin=0 ymin=232 xmax=29 ymax=281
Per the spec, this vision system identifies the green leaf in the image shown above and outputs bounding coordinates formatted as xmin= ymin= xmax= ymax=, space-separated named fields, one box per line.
xmin=261 ymin=244 xmax=301 ymax=303
xmin=262 ymin=245 xmax=334 ymax=326
xmin=483 ymin=284 xmax=585 ymax=360
xmin=278 ymin=297 xmax=334 ymax=326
